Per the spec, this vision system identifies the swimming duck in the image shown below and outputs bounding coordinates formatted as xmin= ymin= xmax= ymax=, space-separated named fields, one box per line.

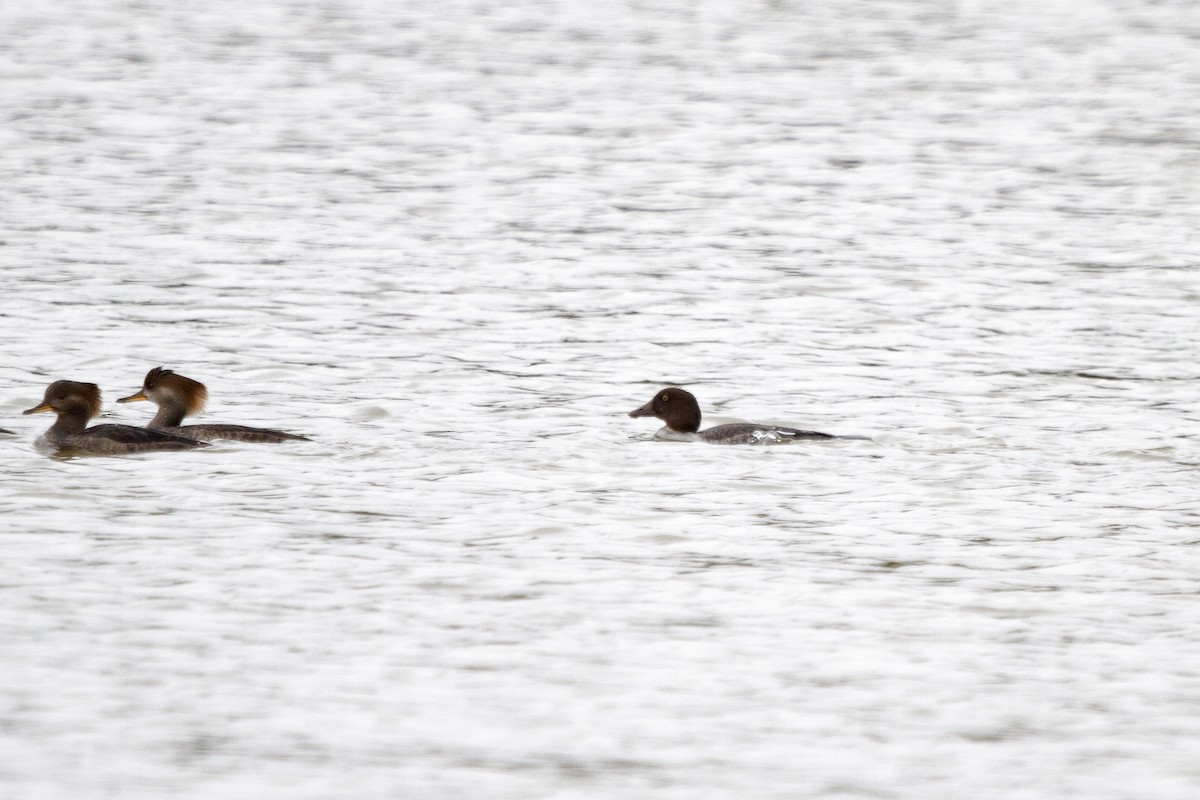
xmin=118 ymin=367 xmax=308 ymax=443
xmin=628 ymin=387 xmax=846 ymax=445
xmin=23 ymin=380 xmax=207 ymax=454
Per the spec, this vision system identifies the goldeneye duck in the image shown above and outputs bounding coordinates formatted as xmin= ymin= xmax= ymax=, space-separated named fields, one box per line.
xmin=117 ymin=367 xmax=309 ymax=443
xmin=628 ymin=386 xmax=846 ymax=445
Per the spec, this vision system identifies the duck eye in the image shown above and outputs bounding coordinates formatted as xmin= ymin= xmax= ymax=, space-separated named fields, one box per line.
xmin=661 ymin=394 xmax=669 ymax=402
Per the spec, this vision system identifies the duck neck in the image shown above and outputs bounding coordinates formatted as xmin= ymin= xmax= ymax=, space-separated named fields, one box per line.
xmin=670 ymin=409 xmax=701 ymax=433
xmin=149 ymin=397 xmax=188 ymax=428
xmin=45 ymin=409 xmax=90 ymax=441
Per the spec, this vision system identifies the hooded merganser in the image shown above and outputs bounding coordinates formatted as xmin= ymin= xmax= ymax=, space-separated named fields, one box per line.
xmin=117 ymin=367 xmax=308 ymax=443
xmin=23 ymin=380 xmax=208 ymax=454
xmin=628 ymin=387 xmax=850 ymax=445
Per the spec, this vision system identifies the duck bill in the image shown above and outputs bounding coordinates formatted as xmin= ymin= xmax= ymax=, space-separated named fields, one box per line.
xmin=22 ymin=401 xmax=53 ymax=415
xmin=116 ymin=390 xmax=148 ymax=404
xmin=628 ymin=401 xmax=655 ymax=418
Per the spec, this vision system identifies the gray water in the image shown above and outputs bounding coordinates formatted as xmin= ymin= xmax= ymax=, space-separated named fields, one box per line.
xmin=3 ymin=0 xmax=1200 ymax=798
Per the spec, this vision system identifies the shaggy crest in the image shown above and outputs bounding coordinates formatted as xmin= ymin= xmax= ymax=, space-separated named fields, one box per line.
xmin=53 ymin=380 xmax=103 ymax=419
xmin=145 ymin=367 xmax=208 ymax=415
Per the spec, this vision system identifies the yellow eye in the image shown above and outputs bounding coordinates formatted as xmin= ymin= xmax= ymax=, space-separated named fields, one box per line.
xmin=661 ymin=394 xmax=669 ymax=402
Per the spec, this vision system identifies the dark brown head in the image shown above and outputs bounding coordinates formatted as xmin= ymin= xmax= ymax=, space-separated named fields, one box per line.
xmin=628 ymin=387 xmax=702 ymax=433
xmin=118 ymin=367 xmax=208 ymax=416
xmin=23 ymin=380 xmax=103 ymax=421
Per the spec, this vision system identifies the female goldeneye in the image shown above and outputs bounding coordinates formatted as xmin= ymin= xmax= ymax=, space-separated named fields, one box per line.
xmin=117 ymin=367 xmax=308 ymax=443
xmin=628 ymin=387 xmax=847 ymax=445
xmin=23 ymin=380 xmax=208 ymax=455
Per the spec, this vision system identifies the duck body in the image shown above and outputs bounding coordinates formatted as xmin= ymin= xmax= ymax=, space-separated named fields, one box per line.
xmin=154 ymin=423 xmax=308 ymax=444
xmin=648 ymin=422 xmax=837 ymax=445
xmin=628 ymin=387 xmax=844 ymax=445
xmin=23 ymin=380 xmax=207 ymax=455
xmin=118 ymin=367 xmax=308 ymax=443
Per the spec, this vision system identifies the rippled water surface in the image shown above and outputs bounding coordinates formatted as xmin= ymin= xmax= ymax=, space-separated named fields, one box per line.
xmin=3 ymin=0 xmax=1200 ymax=797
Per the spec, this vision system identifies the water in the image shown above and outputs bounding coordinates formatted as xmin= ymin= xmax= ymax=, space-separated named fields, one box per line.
xmin=3 ymin=0 xmax=1200 ymax=797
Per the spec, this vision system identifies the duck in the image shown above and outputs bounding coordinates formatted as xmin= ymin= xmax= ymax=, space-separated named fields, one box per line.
xmin=117 ymin=367 xmax=308 ymax=443
xmin=628 ymin=386 xmax=852 ymax=445
xmin=23 ymin=380 xmax=207 ymax=454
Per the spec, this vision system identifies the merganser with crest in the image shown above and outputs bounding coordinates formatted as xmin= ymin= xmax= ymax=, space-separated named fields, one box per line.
xmin=117 ymin=367 xmax=309 ymax=443
xmin=23 ymin=380 xmax=207 ymax=455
